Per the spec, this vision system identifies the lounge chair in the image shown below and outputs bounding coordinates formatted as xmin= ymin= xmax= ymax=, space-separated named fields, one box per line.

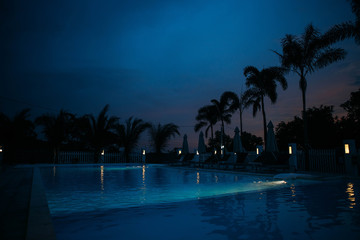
xmin=202 ymin=154 xmax=219 ymax=168
xmin=233 ymin=152 xmax=248 ymax=170
xmin=183 ymin=154 xmax=195 ymax=166
xmin=248 ymin=152 xmax=290 ymax=172
xmin=218 ymin=154 xmax=233 ymax=169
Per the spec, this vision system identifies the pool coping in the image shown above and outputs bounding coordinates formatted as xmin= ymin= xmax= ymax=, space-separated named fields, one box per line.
xmin=26 ymin=167 xmax=57 ymax=240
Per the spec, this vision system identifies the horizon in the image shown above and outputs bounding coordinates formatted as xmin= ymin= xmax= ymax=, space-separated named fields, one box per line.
xmin=1 ymin=0 xmax=360 ymax=151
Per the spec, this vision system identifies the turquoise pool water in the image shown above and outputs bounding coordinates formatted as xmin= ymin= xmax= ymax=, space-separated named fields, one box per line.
xmin=41 ymin=164 xmax=360 ymax=240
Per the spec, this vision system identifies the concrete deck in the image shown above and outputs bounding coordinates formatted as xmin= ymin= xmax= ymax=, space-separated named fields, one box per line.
xmin=0 ymin=166 xmax=57 ymax=240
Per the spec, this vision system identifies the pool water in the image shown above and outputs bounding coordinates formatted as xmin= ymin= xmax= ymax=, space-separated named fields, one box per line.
xmin=41 ymin=165 xmax=360 ymax=240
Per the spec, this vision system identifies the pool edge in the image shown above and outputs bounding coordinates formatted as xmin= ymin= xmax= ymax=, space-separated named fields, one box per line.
xmin=26 ymin=167 xmax=57 ymax=240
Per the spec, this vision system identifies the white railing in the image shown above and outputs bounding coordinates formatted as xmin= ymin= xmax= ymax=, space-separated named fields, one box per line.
xmin=297 ymin=149 xmax=345 ymax=174
xmin=126 ymin=153 xmax=144 ymax=163
xmin=58 ymin=152 xmax=94 ymax=164
xmin=58 ymin=151 xmax=145 ymax=164
xmin=103 ymin=152 xmax=125 ymax=163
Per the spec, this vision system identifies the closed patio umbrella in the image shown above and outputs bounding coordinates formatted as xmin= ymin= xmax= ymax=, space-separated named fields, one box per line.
xmin=266 ymin=121 xmax=278 ymax=152
xmin=182 ymin=134 xmax=189 ymax=154
xmin=198 ymin=131 xmax=206 ymax=154
xmin=233 ymin=127 xmax=245 ymax=153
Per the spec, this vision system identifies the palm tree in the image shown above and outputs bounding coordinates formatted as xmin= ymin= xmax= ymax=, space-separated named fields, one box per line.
xmin=243 ymin=66 xmax=287 ymax=150
xmin=211 ymin=91 xmax=239 ymax=152
xmin=274 ymin=24 xmax=346 ymax=148
xmin=238 ymin=91 xmax=247 ymax=137
xmin=194 ymin=105 xmax=218 ymax=141
xmin=35 ymin=110 xmax=74 ymax=163
xmin=149 ymin=123 xmax=180 ymax=154
xmin=116 ymin=117 xmax=150 ymax=162
xmin=325 ymin=0 xmax=360 ymax=45
xmin=84 ymin=104 xmax=119 ymax=162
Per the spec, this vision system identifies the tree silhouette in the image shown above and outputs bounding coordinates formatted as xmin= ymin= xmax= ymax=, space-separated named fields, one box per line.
xmin=338 ymin=88 xmax=360 ymax=145
xmin=194 ymin=105 xmax=217 ymax=141
xmin=207 ymin=130 xmax=232 ymax=153
xmin=274 ymin=24 xmax=346 ymax=150
xmin=35 ymin=110 xmax=74 ymax=163
xmin=341 ymin=88 xmax=360 ymax=121
xmin=325 ymin=0 xmax=360 ymax=45
xmin=276 ymin=105 xmax=340 ymax=150
xmin=243 ymin=66 xmax=287 ymax=150
xmin=238 ymin=91 xmax=247 ymax=137
xmin=0 ymin=109 xmax=36 ymax=163
xmin=149 ymin=123 xmax=180 ymax=153
xmin=241 ymin=131 xmax=263 ymax=151
xmin=116 ymin=117 xmax=150 ymax=162
xmin=211 ymin=91 xmax=239 ymax=152
xmin=84 ymin=104 xmax=119 ymax=162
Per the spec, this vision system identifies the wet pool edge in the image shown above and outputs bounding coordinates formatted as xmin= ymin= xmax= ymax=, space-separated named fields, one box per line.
xmin=26 ymin=167 xmax=57 ymax=240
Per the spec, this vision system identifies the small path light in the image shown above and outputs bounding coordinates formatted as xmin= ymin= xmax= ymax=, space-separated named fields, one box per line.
xmin=344 ymin=144 xmax=350 ymax=155
xmin=288 ymin=143 xmax=297 ymax=172
xmin=256 ymin=145 xmax=263 ymax=155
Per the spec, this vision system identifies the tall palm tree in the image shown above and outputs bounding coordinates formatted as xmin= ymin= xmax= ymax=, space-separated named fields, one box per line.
xmin=35 ymin=110 xmax=74 ymax=163
xmin=274 ymin=24 xmax=346 ymax=148
xmin=211 ymin=91 xmax=239 ymax=151
xmin=116 ymin=117 xmax=150 ymax=162
xmin=243 ymin=66 xmax=287 ymax=150
xmin=194 ymin=105 xmax=218 ymax=141
xmin=325 ymin=0 xmax=360 ymax=45
xmin=85 ymin=104 xmax=119 ymax=162
xmin=149 ymin=123 xmax=180 ymax=154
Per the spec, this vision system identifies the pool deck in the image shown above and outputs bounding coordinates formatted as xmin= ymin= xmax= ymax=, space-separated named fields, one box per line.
xmin=0 ymin=166 xmax=57 ymax=240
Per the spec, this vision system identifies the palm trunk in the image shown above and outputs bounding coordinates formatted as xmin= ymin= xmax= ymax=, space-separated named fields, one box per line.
xmin=301 ymin=89 xmax=308 ymax=147
xmin=210 ymin=124 xmax=215 ymax=154
xmin=210 ymin=124 xmax=214 ymax=141
xmin=221 ymin=119 xmax=224 ymax=157
xmin=261 ymin=96 xmax=267 ymax=151
xmin=239 ymin=108 xmax=243 ymax=137
xmin=300 ymin=74 xmax=309 ymax=170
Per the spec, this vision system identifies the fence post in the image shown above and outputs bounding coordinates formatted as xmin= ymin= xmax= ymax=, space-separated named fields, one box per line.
xmin=142 ymin=149 xmax=146 ymax=163
xmin=343 ymin=139 xmax=358 ymax=176
xmin=288 ymin=143 xmax=297 ymax=172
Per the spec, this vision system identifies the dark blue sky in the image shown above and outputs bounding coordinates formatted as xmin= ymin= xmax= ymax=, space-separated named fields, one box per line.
xmin=1 ymin=0 xmax=359 ymax=150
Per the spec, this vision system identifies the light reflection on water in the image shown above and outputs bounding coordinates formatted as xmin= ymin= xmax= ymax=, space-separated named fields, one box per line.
xmin=41 ymin=165 xmax=360 ymax=240
xmin=346 ymin=182 xmax=356 ymax=209
xmin=41 ymin=165 xmax=289 ymax=214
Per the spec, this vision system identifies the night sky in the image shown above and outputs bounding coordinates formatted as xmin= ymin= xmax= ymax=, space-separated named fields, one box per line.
xmin=1 ymin=0 xmax=359 ymax=150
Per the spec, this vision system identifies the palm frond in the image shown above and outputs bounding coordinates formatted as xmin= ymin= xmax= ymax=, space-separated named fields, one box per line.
xmin=149 ymin=123 xmax=180 ymax=153
xmin=314 ymin=48 xmax=347 ymax=69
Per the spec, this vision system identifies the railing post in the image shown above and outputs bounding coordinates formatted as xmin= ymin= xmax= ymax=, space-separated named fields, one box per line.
xmin=288 ymin=143 xmax=297 ymax=172
xmin=343 ymin=139 xmax=358 ymax=176
xmin=142 ymin=149 xmax=146 ymax=163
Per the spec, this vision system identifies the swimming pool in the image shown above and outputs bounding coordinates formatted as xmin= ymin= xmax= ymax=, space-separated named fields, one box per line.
xmin=41 ymin=164 xmax=360 ymax=240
